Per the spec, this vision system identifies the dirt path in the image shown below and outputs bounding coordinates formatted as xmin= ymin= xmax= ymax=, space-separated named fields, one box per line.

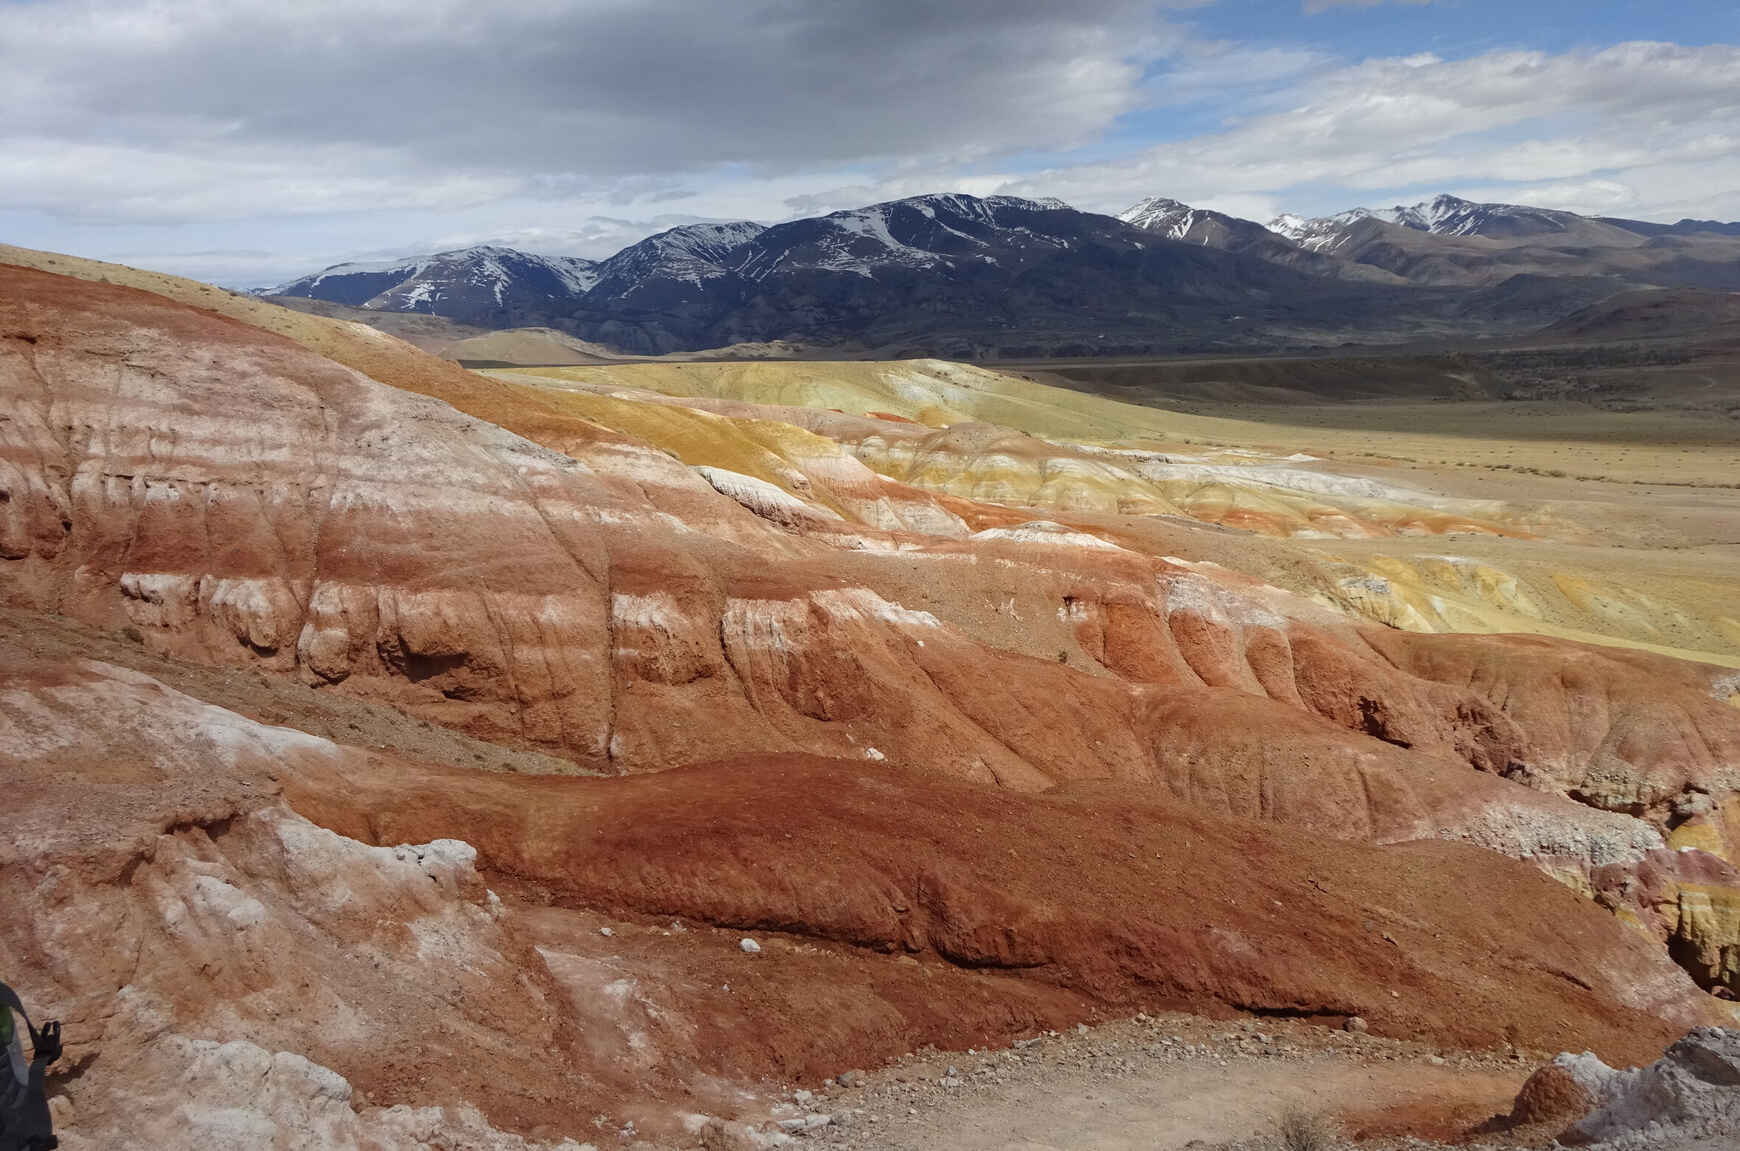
xmin=834 ymin=1060 xmax=1519 ymax=1150
xmin=766 ymin=1014 xmax=1534 ymax=1151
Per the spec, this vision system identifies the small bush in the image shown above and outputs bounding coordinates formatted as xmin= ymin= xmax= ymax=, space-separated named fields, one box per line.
xmin=1274 ymin=1107 xmax=1339 ymax=1151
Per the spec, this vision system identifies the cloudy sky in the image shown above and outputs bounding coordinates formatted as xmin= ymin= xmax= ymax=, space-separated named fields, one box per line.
xmin=4 ymin=0 xmax=1737 ymax=285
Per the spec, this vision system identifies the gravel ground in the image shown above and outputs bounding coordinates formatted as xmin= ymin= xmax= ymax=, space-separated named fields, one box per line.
xmin=738 ymin=1011 xmax=1545 ymax=1151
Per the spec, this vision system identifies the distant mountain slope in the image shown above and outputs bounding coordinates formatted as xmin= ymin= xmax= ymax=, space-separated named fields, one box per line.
xmin=1265 ymin=194 xmax=1740 ymax=295
xmin=1267 ymin=209 xmax=1372 ymax=253
xmin=1376 ymin=194 xmax=1601 ymax=240
xmin=262 ymin=295 xmax=489 ymax=353
xmin=1118 ymin=196 xmax=1279 ymax=249
xmin=563 ymin=192 xmax=1416 ymax=355
xmin=1118 ymin=196 xmax=1403 ymax=285
xmin=270 ymin=245 xmax=599 ymax=328
xmin=729 ymin=194 xmax=1082 ymax=282
xmin=1272 ymin=194 xmax=1644 ymax=246
xmin=1538 ymin=287 xmax=1740 ymax=342
xmin=1599 ymin=217 xmax=1740 ymax=239
xmin=257 ymin=191 xmax=1740 ymax=355
xmin=584 ymin=220 xmax=765 ymax=303
xmin=1118 ymin=196 xmax=1324 ymax=265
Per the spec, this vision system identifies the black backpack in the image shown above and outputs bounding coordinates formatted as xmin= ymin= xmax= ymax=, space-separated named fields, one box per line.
xmin=0 ymin=982 xmax=58 ymax=1151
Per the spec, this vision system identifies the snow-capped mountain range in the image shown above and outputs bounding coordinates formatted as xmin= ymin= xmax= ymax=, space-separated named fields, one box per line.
xmin=1119 ymin=196 xmax=1258 ymax=244
xmin=264 ymin=190 xmax=1740 ymax=355
xmin=268 ymin=194 xmax=1109 ymax=346
xmin=1123 ymin=192 xmax=1740 ymax=295
xmin=584 ymin=220 xmax=765 ymax=302
xmin=273 ymin=246 xmax=599 ymax=319
xmin=1115 ymin=196 xmax=1341 ymax=274
xmin=1265 ymin=194 xmax=1626 ymax=252
xmin=732 ymin=194 xmax=1078 ymax=283
xmin=269 ymin=196 xmax=1086 ymax=325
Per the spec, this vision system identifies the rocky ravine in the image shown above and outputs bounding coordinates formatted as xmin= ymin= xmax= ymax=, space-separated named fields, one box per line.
xmin=3 ymin=257 xmax=1740 ymax=1146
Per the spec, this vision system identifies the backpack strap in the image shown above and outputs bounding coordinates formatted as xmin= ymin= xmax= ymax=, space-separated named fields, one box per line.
xmin=0 ymin=986 xmax=46 ymax=1056
xmin=0 ymin=983 xmax=56 ymax=1147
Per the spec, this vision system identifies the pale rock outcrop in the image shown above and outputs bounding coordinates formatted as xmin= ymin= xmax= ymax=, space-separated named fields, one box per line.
xmin=698 ymin=465 xmax=843 ymax=530
xmin=0 ymin=655 xmax=612 ymax=1144
xmin=61 ymin=1031 xmax=595 ymax=1151
xmin=1516 ymin=1028 xmax=1740 ymax=1146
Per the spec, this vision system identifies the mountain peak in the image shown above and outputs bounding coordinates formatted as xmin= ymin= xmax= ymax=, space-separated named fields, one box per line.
xmin=1272 ymin=192 xmax=1598 ymax=246
xmin=1118 ymin=196 xmax=1206 ymax=239
xmin=583 ymin=220 xmax=766 ymax=302
xmin=849 ymin=192 xmax=1070 ymax=219
xmin=269 ymin=244 xmax=598 ymax=313
xmin=1120 ymin=196 xmax=1190 ymax=215
xmin=1118 ymin=196 xmax=1295 ymax=257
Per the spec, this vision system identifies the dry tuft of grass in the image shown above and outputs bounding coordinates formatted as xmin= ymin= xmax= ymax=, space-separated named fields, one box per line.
xmin=1274 ymin=1107 xmax=1340 ymax=1151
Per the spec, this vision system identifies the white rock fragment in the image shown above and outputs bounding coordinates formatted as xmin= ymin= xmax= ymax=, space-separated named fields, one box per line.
xmin=697 ymin=466 xmax=842 ymax=530
xmin=1560 ymin=1027 xmax=1740 ymax=1143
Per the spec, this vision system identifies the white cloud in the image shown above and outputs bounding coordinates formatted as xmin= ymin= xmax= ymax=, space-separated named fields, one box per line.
xmin=0 ymin=0 xmax=1178 ymax=222
xmin=997 ymin=41 xmax=1740 ymax=224
xmin=2 ymin=2 xmax=1737 ymax=283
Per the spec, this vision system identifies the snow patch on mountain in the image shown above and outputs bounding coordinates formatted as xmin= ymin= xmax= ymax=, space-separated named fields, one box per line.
xmin=585 ymin=220 xmax=765 ymax=296
xmin=1268 ymin=194 xmax=1588 ymax=249
xmin=734 ymin=194 xmax=1071 ymax=282
xmin=1266 ymin=209 xmax=1375 ymax=252
xmin=822 ymin=205 xmax=945 ymax=275
xmin=269 ymin=245 xmax=599 ymax=310
xmin=1119 ymin=197 xmax=1202 ymax=241
xmin=269 ymin=195 xmax=1076 ymax=310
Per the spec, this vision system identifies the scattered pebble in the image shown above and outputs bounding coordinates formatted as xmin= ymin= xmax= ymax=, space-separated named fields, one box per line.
xmin=816 ymin=1011 xmax=1528 ymax=1149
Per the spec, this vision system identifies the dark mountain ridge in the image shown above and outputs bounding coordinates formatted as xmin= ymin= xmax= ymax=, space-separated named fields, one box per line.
xmin=263 ymin=192 xmax=1740 ymax=356
xmin=271 ymin=245 xmax=598 ymax=329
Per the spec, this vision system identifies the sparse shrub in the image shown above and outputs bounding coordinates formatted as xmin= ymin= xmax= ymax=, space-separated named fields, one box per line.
xmin=1273 ymin=1107 xmax=1339 ymax=1151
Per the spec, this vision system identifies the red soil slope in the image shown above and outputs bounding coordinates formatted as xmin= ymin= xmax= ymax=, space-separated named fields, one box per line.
xmin=0 ymin=652 xmax=1717 ymax=1148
